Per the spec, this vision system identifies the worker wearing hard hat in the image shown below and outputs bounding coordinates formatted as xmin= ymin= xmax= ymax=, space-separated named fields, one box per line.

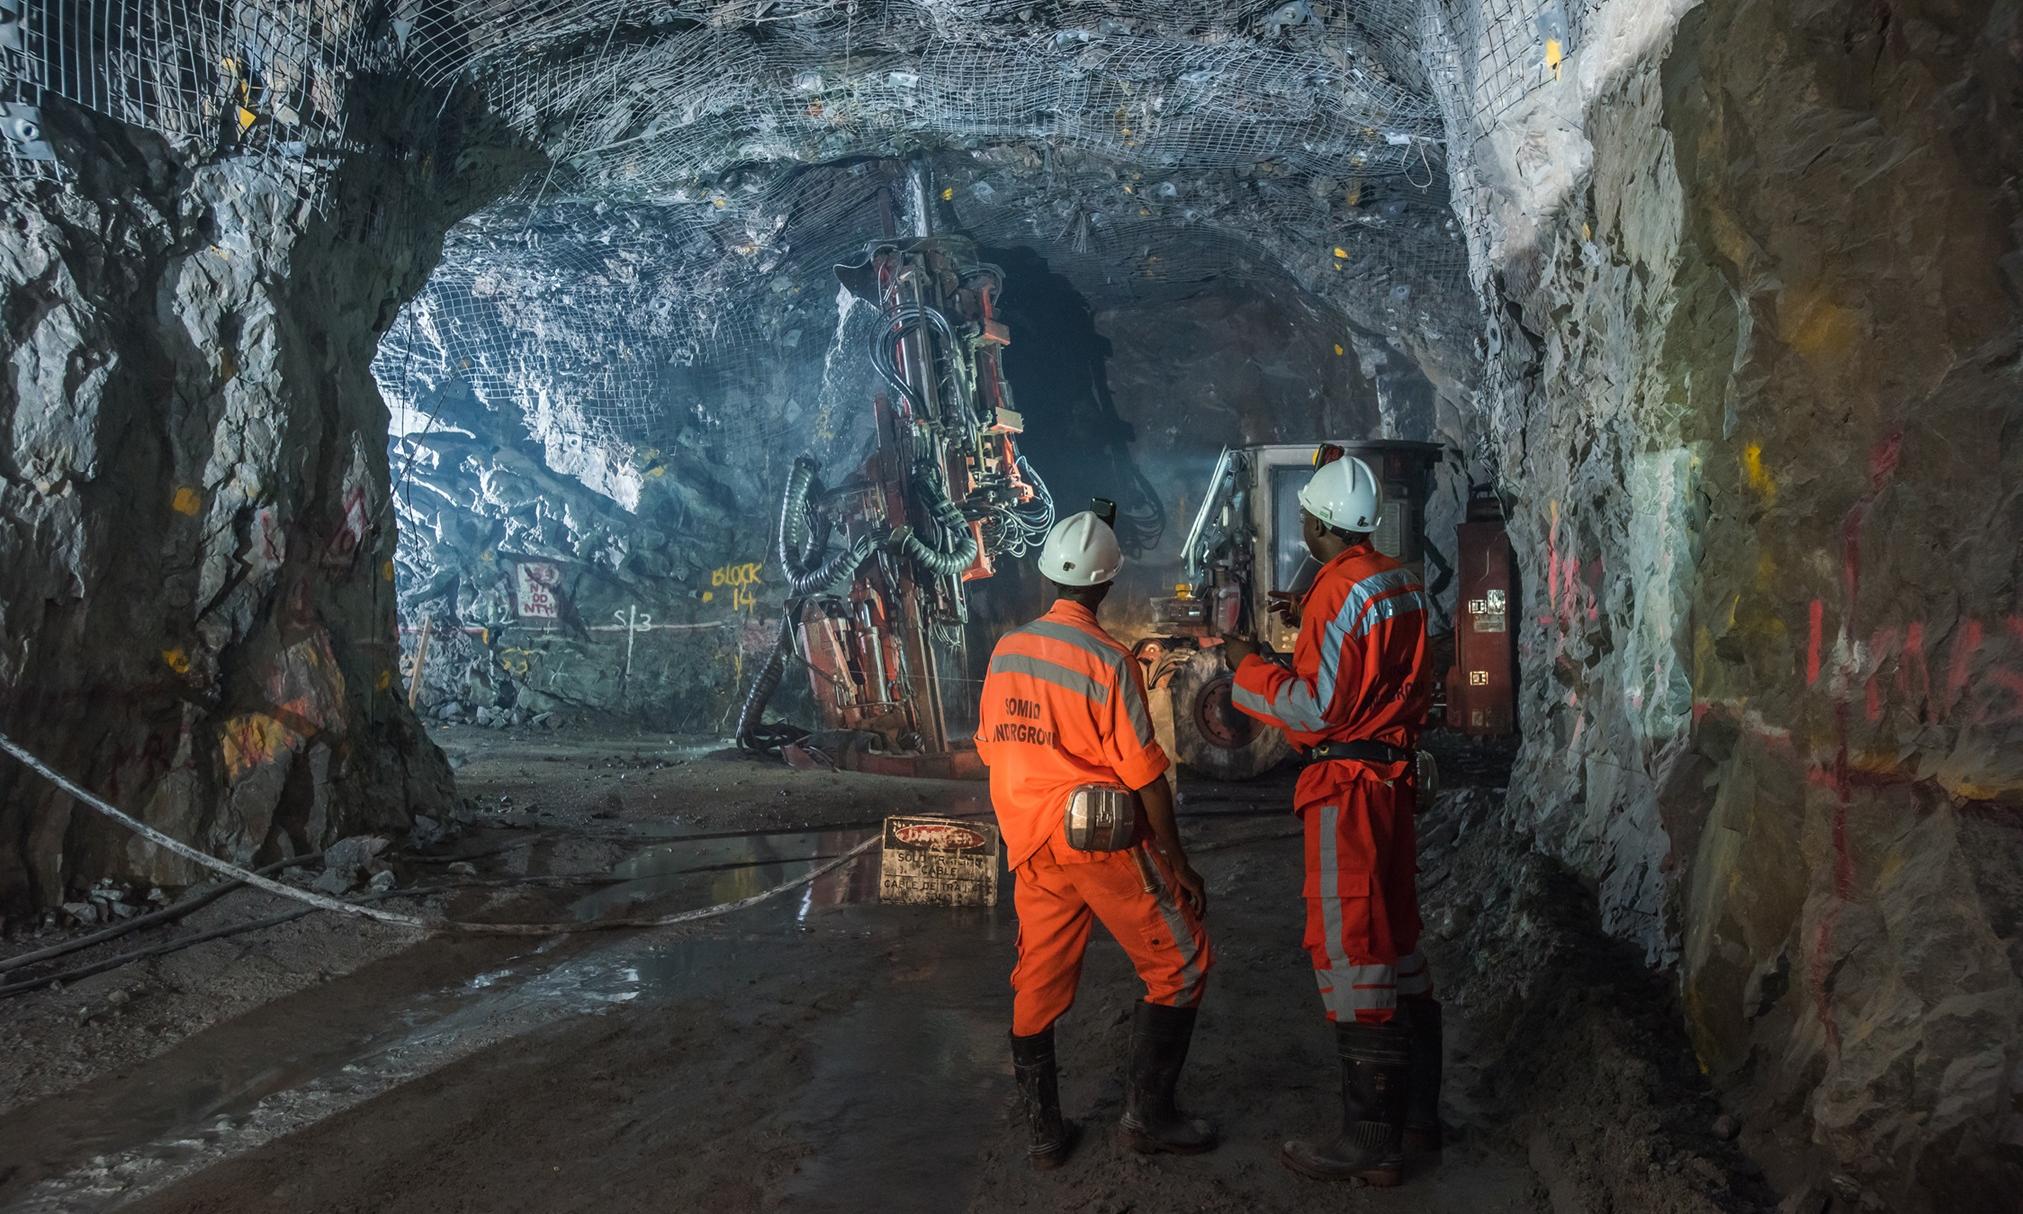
xmin=1222 ymin=453 xmax=1438 ymax=1187
xmin=975 ymin=508 xmax=1216 ymax=1169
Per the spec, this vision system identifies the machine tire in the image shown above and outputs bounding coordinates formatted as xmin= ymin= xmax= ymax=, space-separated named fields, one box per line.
xmin=1167 ymin=649 xmax=1291 ymax=782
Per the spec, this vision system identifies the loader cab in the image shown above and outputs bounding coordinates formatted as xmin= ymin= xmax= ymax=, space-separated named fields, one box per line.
xmin=1143 ymin=440 xmax=1443 ymax=781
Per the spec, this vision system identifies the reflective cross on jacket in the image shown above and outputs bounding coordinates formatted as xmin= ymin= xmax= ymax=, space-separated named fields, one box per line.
xmin=1231 ymin=543 xmax=1431 ymax=783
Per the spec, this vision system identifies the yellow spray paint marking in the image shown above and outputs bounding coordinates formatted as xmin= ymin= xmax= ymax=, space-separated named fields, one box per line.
xmin=1581 ymin=223 xmax=1592 ymax=241
xmin=171 ymin=487 xmax=202 ymax=516
xmin=940 ymin=187 xmax=953 ymax=202
xmin=711 ymin=562 xmax=763 ymax=611
xmin=1742 ymin=442 xmax=1776 ymax=502
xmin=236 ymin=106 xmax=258 ymax=132
xmin=1545 ymin=38 xmax=1564 ymax=81
xmin=701 ymin=590 xmax=715 ymax=603
xmin=1332 ymin=247 xmax=1349 ymax=260
xmin=1333 ymin=343 xmax=1345 ymax=357
xmin=221 ymin=713 xmax=296 ymax=780
xmin=376 ymin=669 xmax=393 ymax=691
xmin=1345 ymin=184 xmax=1361 ymax=207
xmin=382 ymin=559 xmax=395 ymax=582
xmin=1779 ymin=288 xmax=1860 ymax=358
xmin=162 ymin=647 xmax=192 ymax=675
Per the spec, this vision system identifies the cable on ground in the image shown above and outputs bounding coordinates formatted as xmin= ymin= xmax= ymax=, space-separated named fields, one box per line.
xmin=0 ymin=728 xmax=881 ymax=945
xmin=0 ymin=850 xmax=325 ymax=975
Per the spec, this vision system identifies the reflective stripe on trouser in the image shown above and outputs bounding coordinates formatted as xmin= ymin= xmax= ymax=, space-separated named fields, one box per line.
xmin=1010 ymin=835 xmax=1212 ymax=1036
xmin=1301 ymin=769 xmax=1425 ymax=1024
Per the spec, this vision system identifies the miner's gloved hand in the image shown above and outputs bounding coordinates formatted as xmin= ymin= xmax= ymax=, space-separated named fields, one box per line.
xmin=1219 ymin=635 xmax=1260 ymax=667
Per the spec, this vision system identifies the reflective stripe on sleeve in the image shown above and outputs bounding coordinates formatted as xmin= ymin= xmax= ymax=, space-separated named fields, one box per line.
xmin=1122 ymin=681 xmax=1157 ymax=748
xmin=1269 ymin=678 xmax=1330 ymax=732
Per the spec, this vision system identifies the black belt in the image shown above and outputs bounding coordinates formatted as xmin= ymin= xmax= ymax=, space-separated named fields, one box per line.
xmin=1300 ymin=740 xmax=1413 ymax=766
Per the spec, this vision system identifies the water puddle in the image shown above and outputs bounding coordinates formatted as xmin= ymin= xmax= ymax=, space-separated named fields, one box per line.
xmin=569 ymin=826 xmax=881 ymax=920
xmin=5 ymin=838 xmax=892 ymax=1213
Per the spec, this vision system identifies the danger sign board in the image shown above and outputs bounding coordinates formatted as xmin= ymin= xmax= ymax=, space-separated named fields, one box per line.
xmin=879 ymin=815 xmax=1000 ymax=908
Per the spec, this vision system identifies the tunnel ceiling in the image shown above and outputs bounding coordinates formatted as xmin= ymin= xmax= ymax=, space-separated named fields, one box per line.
xmin=387 ymin=2 xmax=1476 ymax=448
xmin=5 ymin=2 xmax=1483 ymax=451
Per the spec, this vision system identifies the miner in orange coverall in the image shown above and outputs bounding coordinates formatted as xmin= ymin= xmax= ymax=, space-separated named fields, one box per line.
xmin=1222 ymin=452 xmax=1440 ymax=1187
xmin=975 ymin=509 xmax=1215 ymax=1170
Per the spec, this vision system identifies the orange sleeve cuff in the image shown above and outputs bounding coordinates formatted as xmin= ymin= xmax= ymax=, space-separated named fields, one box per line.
xmin=1116 ymin=743 xmax=1170 ymax=791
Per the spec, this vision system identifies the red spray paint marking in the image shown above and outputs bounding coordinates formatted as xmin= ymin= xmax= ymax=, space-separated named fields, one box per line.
xmin=1810 ymin=434 xmax=1903 ymax=1056
xmin=1806 ymin=599 xmax=1824 ymax=686
xmin=1897 ymin=622 xmax=1928 ymax=718
xmin=1807 ymin=428 xmax=1903 ymax=1056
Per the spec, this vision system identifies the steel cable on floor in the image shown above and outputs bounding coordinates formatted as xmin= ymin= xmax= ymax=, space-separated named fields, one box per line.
xmin=0 ymin=729 xmax=880 ymax=947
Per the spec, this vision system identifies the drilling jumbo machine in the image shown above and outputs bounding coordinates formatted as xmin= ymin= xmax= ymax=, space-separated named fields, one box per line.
xmin=734 ymin=162 xmax=1055 ymax=777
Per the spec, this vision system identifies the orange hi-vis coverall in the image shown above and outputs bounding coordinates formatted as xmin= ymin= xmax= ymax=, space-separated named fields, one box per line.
xmin=1231 ymin=543 xmax=1431 ymax=1024
xmin=976 ymin=600 xmax=1213 ymax=1037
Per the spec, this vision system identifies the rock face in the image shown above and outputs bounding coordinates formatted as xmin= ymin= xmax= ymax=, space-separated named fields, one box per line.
xmin=0 ymin=110 xmax=471 ymax=914
xmin=1444 ymin=0 xmax=2023 ymax=1203
xmin=382 ymin=234 xmax=1401 ymax=722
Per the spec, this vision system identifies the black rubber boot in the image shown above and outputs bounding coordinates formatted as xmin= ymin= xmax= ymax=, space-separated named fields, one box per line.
xmin=1403 ymin=998 xmax=1445 ymax=1156
xmin=1010 ymin=1028 xmax=1078 ymax=1169
xmin=1280 ymin=1018 xmax=1411 ymax=1185
xmin=1119 ymin=1001 xmax=1218 ymax=1154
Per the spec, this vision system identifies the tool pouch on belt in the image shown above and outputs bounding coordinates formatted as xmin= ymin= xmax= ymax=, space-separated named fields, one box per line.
xmin=1063 ymin=784 xmax=1142 ymax=852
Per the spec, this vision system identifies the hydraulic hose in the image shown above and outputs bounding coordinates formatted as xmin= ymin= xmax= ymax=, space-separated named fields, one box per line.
xmin=896 ymin=474 xmax=979 ymax=576
xmin=734 ymin=612 xmax=805 ymax=752
xmin=788 ymin=536 xmax=875 ymax=598
xmin=777 ymin=457 xmax=822 ymax=571
xmin=775 ymin=456 xmax=870 ymax=598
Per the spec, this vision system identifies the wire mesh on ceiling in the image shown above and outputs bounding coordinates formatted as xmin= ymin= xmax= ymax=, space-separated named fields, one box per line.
xmin=5 ymin=1 xmax=1579 ymax=450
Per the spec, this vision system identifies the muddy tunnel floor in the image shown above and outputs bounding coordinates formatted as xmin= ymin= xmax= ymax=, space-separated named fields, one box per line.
xmin=0 ymin=727 xmax=1762 ymax=1213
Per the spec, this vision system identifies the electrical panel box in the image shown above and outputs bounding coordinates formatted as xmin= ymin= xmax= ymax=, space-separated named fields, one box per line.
xmin=1451 ymin=513 xmax=1516 ymax=736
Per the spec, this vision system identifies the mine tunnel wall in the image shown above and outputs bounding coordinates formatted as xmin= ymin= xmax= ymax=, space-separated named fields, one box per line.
xmin=1446 ymin=0 xmax=2021 ymax=1199
xmin=0 ymin=113 xmax=473 ymax=917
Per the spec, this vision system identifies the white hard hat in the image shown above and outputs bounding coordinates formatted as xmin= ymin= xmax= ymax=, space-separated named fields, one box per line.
xmin=1037 ymin=511 xmax=1124 ymax=586
xmin=1298 ymin=455 xmax=1384 ymax=533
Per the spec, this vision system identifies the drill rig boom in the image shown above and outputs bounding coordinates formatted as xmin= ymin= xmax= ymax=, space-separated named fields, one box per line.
xmin=737 ymin=186 xmax=1052 ymax=775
